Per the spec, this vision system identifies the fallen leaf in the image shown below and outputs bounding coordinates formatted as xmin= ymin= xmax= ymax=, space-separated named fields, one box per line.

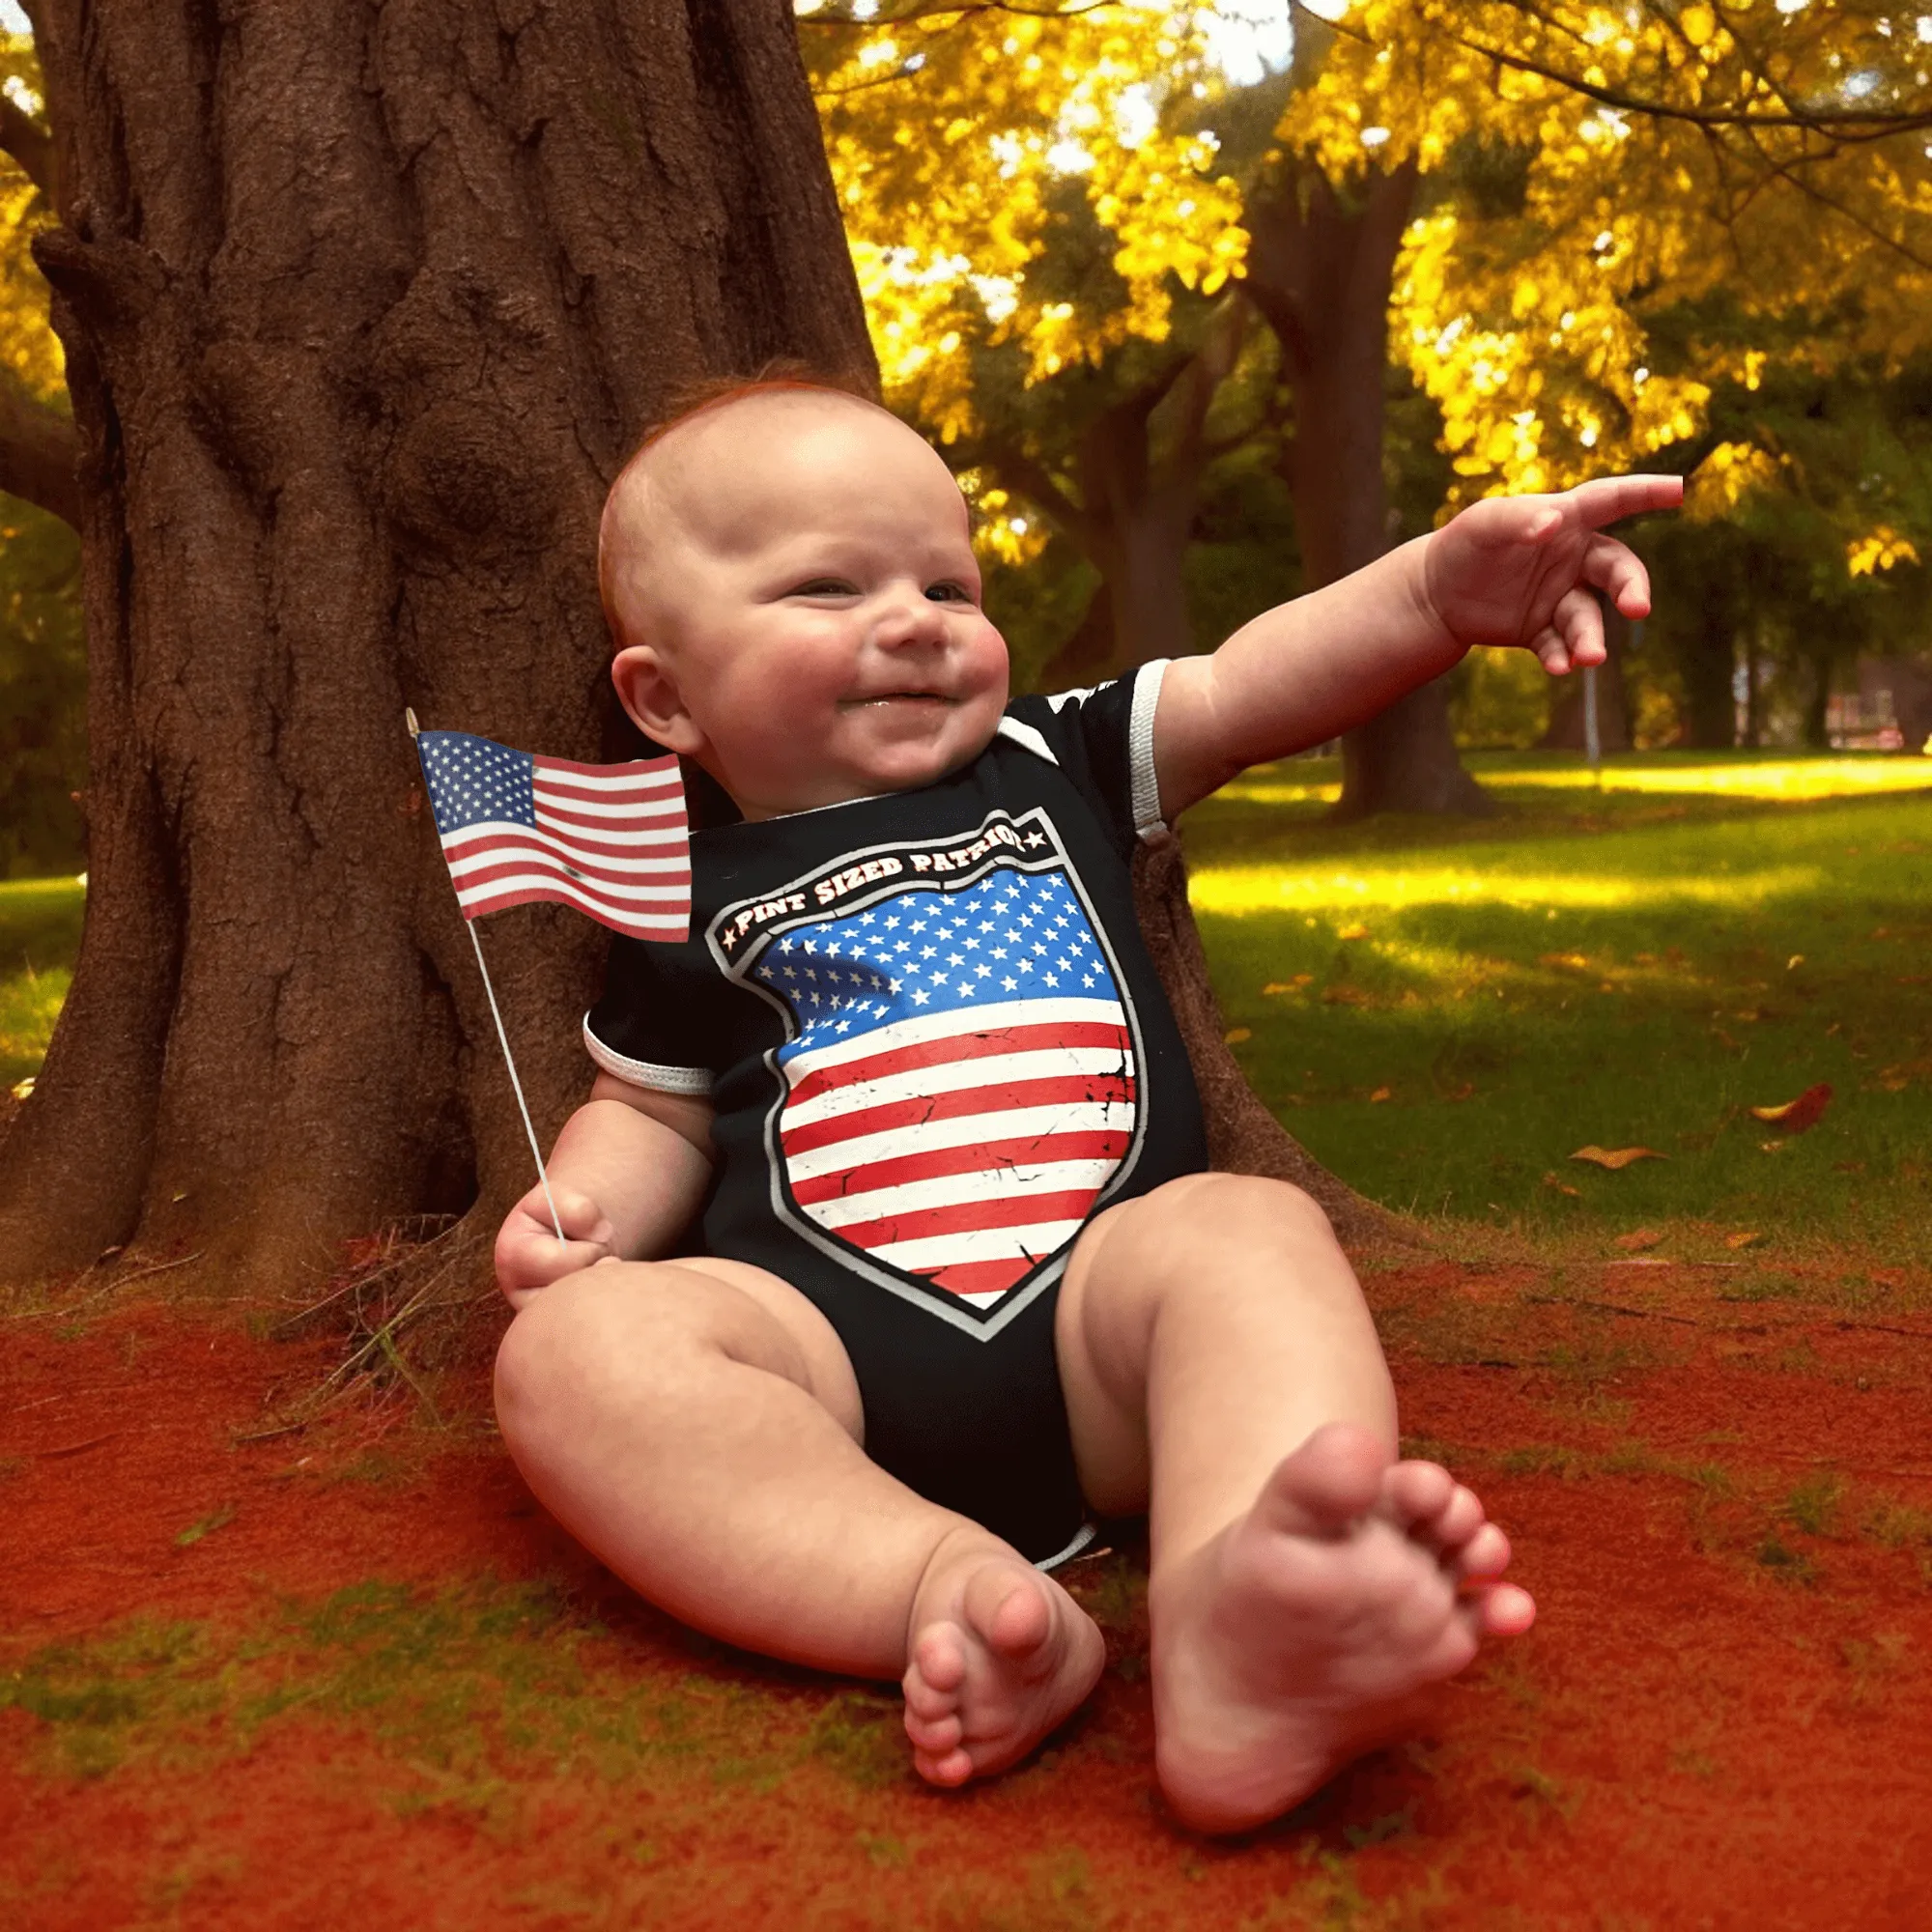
xmin=1760 ymin=1141 xmax=1787 ymax=1154
xmin=1570 ymin=1146 xmax=1669 ymax=1169
xmin=1369 ymin=1086 xmax=1391 ymax=1103
xmin=1614 ymin=1228 xmax=1664 ymax=1252
xmin=8 ymin=1076 xmax=32 ymax=1101
xmin=1337 ymin=923 xmax=1370 ymax=941
xmin=1263 ymin=974 xmax=1315 ymax=994
xmin=1539 ymin=952 xmax=1591 ymax=972
xmin=1223 ymin=1027 xmax=1252 ymax=1045
xmin=1443 ymin=1081 xmax=1475 ymax=1102
xmin=1748 ymin=1083 xmax=1833 ymax=1133
xmin=1321 ymin=985 xmax=1371 ymax=1007
xmin=1542 ymin=1172 xmax=1581 ymax=1198
xmin=1724 ymin=1231 xmax=1762 ymax=1250
xmin=1786 ymin=954 xmax=1804 ymax=971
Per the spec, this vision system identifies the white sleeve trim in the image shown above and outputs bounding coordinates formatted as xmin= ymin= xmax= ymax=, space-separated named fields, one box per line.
xmin=1129 ymin=658 xmax=1170 ymax=840
xmin=582 ymin=1014 xmax=714 ymax=1095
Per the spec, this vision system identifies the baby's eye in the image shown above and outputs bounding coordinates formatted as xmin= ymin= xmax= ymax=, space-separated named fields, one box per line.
xmin=790 ymin=578 xmax=859 ymax=598
xmin=925 ymin=582 xmax=974 ymax=604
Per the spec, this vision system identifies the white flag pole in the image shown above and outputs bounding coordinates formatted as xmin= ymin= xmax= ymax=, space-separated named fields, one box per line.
xmin=466 ymin=921 xmax=568 ymax=1244
xmin=409 ymin=708 xmax=567 ymax=1245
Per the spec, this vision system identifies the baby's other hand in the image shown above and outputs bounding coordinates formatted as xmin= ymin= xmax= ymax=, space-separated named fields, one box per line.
xmin=1421 ymin=473 xmax=1683 ymax=675
xmin=495 ymin=1185 xmax=616 ymax=1307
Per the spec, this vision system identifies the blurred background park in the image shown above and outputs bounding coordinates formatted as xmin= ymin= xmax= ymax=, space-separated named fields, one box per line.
xmin=1 ymin=0 xmax=1928 ymax=1257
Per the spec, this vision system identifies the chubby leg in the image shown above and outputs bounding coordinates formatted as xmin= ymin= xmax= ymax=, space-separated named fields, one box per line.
xmin=494 ymin=1259 xmax=1102 ymax=1782
xmin=1056 ymin=1175 xmax=1534 ymax=1833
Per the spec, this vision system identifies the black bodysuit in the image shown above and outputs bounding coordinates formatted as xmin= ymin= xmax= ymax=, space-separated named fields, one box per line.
xmin=583 ymin=662 xmax=1208 ymax=1564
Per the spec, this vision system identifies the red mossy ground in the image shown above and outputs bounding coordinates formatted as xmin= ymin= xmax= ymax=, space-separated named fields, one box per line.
xmin=5 ymin=1263 xmax=1931 ymax=1930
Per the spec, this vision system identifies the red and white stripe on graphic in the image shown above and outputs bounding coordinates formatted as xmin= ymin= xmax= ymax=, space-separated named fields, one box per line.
xmin=777 ymin=996 xmax=1136 ymax=1307
xmin=440 ymin=754 xmax=690 ymax=941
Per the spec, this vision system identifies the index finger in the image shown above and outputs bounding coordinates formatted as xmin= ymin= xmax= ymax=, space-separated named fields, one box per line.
xmin=1566 ymin=473 xmax=1684 ymax=529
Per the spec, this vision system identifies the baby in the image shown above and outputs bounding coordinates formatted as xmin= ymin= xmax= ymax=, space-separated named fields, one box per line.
xmin=493 ymin=378 xmax=1680 ymax=1833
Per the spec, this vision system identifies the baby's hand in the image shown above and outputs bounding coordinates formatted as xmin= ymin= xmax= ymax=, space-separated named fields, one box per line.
xmin=495 ymin=1184 xmax=617 ymax=1307
xmin=1420 ymin=474 xmax=1684 ymax=675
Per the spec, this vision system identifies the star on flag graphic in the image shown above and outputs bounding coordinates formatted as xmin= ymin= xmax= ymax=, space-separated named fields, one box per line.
xmin=749 ymin=863 xmax=1139 ymax=1311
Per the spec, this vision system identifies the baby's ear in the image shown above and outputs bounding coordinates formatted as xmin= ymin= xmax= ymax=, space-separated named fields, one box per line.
xmin=611 ymin=644 xmax=704 ymax=757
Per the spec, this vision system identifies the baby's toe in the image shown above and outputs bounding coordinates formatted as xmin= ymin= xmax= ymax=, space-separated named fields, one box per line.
xmin=909 ymin=1623 xmax=970 ymax=1694
xmin=1471 ymin=1579 xmax=1536 ymax=1635
xmin=1383 ymin=1459 xmax=1455 ymax=1527
xmin=913 ymin=1742 xmax=976 ymax=1786
xmin=1454 ymin=1521 xmax=1512 ymax=1581
xmin=1427 ymin=1484 xmax=1488 ymax=1553
xmin=904 ymin=1706 xmax=964 ymax=1755
xmin=1388 ymin=1466 xmax=1489 ymax=1558
xmin=902 ymin=1670 xmax=958 ymax=1725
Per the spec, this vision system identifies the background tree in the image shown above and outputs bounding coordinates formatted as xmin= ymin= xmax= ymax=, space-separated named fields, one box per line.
xmin=1328 ymin=0 xmax=1932 ymax=748
xmin=0 ymin=0 xmax=873 ymax=1289
xmin=0 ymin=28 xmax=83 ymax=878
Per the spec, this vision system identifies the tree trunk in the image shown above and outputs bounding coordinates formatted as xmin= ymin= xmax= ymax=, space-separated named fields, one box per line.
xmin=1243 ymin=159 xmax=1491 ymax=819
xmin=1675 ymin=571 xmax=1738 ymax=748
xmin=992 ymin=304 xmax=1247 ymax=688
xmin=0 ymin=0 xmax=874 ymax=1289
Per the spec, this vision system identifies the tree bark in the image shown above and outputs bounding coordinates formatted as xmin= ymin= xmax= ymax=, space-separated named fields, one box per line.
xmin=1243 ymin=158 xmax=1492 ymax=819
xmin=0 ymin=0 xmax=875 ymax=1288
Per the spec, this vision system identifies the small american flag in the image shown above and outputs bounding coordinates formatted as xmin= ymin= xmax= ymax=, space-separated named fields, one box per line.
xmin=415 ymin=728 xmax=690 ymax=942
xmin=751 ymin=861 xmax=1136 ymax=1309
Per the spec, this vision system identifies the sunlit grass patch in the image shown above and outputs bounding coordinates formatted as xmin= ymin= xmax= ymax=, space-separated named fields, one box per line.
xmin=0 ymin=875 xmax=83 ymax=1090
xmin=1184 ymin=774 xmax=1932 ymax=1250
xmin=1216 ymin=748 xmax=1932 ymax=819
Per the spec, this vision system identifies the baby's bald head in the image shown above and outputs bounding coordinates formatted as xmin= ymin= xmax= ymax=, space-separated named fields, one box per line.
xmin=594 ymin=378 xmax=1005 ymax=820
xmin=598 ymin=383 xmax=937 ymax=652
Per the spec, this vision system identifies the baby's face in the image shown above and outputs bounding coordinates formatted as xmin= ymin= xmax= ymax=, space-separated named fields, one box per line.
xmin=604 ymin=394 xmax=1009 ymax=821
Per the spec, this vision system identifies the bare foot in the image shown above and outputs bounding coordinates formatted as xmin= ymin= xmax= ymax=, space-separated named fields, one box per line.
xmin=1151 ymin=1421 xmax=1535 ymax=1834
xmin=901 ymin=1527 xmax=1106 ymax=1786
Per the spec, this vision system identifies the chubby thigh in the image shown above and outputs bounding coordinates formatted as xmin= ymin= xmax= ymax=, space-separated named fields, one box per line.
xmin=495 ymin=1255 xmax=867 ymax=1508
xmin=1053 ymin=1174 xmax=1397 ymax=1543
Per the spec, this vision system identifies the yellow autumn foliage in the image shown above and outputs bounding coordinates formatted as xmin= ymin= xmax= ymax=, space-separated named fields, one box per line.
xmin=807 ymin=2 xmax=1247 ymax=453
xmin=1847 ymin=526 xmax=1921 ymax=577
xmin=0 ymin=39 xmax=61 ymax=405
xmin=1280 ymin=1 xmax=1932 ymax=504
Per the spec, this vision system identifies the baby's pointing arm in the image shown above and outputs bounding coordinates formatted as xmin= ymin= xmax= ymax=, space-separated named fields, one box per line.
xmin=1149 ymin=536 xmax=1456 ymax=822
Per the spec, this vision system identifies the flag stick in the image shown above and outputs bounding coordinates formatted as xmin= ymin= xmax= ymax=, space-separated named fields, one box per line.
xmin=408 ymin=705 xmax=567 ymax=1246
xmin=467 ymin=911 xmax=568 ymax=1245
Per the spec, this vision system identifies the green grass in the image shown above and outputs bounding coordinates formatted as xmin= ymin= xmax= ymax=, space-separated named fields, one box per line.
xmin=0 ymin=874 xmax=83 ymax=1092
xmin=1183 ymin=750 xmax=1932 ymax=1251
xmin=0 ymin=1577 xmax=833 ymax=1789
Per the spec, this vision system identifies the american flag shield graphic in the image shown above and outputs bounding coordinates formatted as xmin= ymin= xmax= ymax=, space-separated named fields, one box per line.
xmin=748 ymin=861 xmax=1139 ymax=1311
